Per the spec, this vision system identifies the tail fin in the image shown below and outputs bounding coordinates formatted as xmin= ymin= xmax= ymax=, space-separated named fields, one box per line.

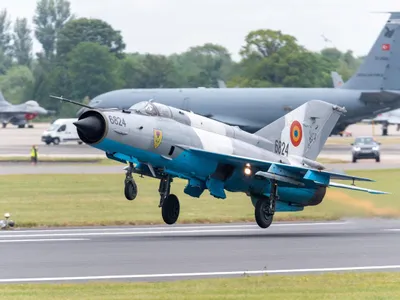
xmin=331 ymin=71 xmax=344 ymax=88
xmin=254 ymin=100 xmax=346 ymax=161
xmin=342 ymin=12 xmax=400 ymax=90
xmin=0 ymin=91 xmax=9 ymax=107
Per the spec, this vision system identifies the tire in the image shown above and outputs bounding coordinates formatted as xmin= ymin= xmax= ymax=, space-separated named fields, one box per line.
xmin=352 ymin=156 xmax=357 ymax=163
xmin=45 ymin=141 xmax=51 ymax=145
xmin=53 ymin=138 xmax=60 ymax=145
xmin=162 ymin=194 xmax=180 ymax=225
xmin=376 ymin=156 xmax=380 ymax=163
xmin=255 ymin=198 xmax=274 ymax=229
xmin=78 ymin=141 xmax=83 ymax=145
xmin=124 ymin=180 xmax=137 ymax=200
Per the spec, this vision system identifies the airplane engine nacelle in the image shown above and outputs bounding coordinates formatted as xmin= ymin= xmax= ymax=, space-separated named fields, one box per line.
xmin=75 ymin=110 xmax=107 ymax=144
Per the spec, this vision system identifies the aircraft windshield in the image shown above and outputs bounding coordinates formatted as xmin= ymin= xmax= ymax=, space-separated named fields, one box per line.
xmin=355 ymin=137 xmax=375 ymax=144
xmin=129 ymin=101 xmax=172 ymax=118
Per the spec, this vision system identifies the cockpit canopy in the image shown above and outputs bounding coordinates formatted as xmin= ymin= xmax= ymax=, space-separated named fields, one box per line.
xmin=25 ymin=100 xmax=39 ymax=107
xmin=129 ymin=101 xmax=172 ymax=118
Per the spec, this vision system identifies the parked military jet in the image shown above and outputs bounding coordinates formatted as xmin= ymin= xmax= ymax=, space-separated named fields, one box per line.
xmin=332 ymin=71 xmax=400 ymax=135
xmin=76 ymin=12 xmax=400 ymax=136
xmin=0 ymin=91 xmax=53 ymax=128
xmin=55 ymin=95 xmax=387 ymax=229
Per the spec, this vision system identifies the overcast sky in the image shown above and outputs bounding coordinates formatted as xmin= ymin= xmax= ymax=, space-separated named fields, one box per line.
xmin=2 ymin=0 xmax=400 ymax=60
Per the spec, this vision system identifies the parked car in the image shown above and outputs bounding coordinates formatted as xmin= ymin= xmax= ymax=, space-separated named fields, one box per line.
xmin=351 ymin=136 xmax=380 ymax=163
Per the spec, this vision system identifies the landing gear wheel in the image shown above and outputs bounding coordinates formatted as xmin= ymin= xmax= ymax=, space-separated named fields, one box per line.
xmin=255 ymin=198 xmax=274 ymax=229
xmin=124 ymin=162 xmax=137 ymax=200
xmin=124 ymin=179 xmax=137 ymax=200
xmin=161 ymin=194 xmax=180 ymax=225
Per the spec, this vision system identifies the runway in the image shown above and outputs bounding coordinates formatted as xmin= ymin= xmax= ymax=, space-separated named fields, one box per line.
xmin=0 ymin=123 xmax=399 ymax=157
xmin=1 ymin=219 xmax=400 ymax=283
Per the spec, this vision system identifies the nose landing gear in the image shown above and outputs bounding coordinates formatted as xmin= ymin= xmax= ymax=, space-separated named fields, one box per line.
xmin=124 ymin=163 xmax=138 ymax=200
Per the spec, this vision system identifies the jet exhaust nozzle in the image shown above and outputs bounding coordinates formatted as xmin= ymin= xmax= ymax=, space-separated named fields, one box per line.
xmin=74 ymin=111 xmax=106 ymax=144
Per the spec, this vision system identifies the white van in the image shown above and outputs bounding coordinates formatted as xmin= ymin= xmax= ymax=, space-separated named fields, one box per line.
xmin=41 ymin=118 xmax=82 ymax=145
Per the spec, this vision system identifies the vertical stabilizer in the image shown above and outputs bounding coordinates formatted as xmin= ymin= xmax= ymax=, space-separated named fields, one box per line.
xmin=0 ymin=91 xmax=10 ymax=106
xmin=331 ymin=71 xmax=344 ymax=88
xmin=253 ymin=100 xmax=346 ymax=160
xmin=342 ymin=12 xmax=400 ymax=90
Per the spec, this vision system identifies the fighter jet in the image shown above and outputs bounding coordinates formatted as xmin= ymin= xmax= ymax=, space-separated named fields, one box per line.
xmin=0 ymin=91 xmax=53 ymax=128
xmin=56 ymin=95 xmax=387 ymax=229
xmin=76 ymin=12 xmax=400 ymax=136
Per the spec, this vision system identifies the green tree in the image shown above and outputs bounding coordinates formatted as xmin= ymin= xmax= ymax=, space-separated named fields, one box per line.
xmin=119 ymin=53 xmax=177 ymax=88
xmin=56 ymin=18 xmax=126 ymax=58
xmin=33 ymin=0 xmax=73 ymax=60
xmin=232 ymin=29 xmax=337 ymax=88
xmin=240 ymin=29 xmax=301 ymax=59
xmin=0 ymin=65 xmax=34 ymax=103
xmin=12 ymin=18 xmax=33 ymax=67
xmin=170 ymin=43 xmax=235 ymax=87
xmin=66 ymin=42 xmax=122 ymax=100
xmin=0 ymin=9 xmax=12 ymax=56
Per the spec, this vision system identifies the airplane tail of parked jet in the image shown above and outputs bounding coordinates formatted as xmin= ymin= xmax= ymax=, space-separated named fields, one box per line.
xmin=341 ymin=12 xmax=400 ymax=90
xmin=0 ymin=91 xmax=10 ymax=106
xmin=331 ymin=71 xmax=344 ymax=88
xmin=253 ymin=100 xmax=345 ymax=161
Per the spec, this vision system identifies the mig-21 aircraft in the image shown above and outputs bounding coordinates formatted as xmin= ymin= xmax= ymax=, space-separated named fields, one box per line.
xmin=53 ymin=96 xmax=387 ymax=229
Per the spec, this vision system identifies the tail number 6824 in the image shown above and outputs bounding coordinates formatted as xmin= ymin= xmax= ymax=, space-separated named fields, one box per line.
xmin=108 ymin=115 xmax=126 ymax=127
xmin=275 ymin=140 xmax=289 ymax=156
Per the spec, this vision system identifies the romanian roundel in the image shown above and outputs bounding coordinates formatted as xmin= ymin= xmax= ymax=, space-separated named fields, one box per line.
xmin=290 ymin=120 xmax=302 ymax=147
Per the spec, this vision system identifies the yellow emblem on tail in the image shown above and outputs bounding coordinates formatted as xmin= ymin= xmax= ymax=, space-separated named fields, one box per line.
xmin=153 ymin=129 xmax=163 ymax=148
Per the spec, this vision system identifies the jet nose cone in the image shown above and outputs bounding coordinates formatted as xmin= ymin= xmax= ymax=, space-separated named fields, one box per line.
xmin=74 ymin=114 xmax=105 ymax=144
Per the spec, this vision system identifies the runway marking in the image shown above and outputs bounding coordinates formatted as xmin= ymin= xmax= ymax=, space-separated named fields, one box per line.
xmin=0 ymin=222 xmax=349 ymax=239
xmin=1 ymin=265 xmax=400 ymax=283
xmin=0 ymin=238 xmax=89 ymax=243
xmin=0 ymin=222 xmax=348 ymax=235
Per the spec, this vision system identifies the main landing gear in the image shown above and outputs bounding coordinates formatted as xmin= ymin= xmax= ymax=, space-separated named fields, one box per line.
xmin=253 ymin=181 xmax=278 ymax=229
xmin=158 ymin=175 xmax=180 ymax=225
xmin=123 ymin=163 xmax=180 ymax=225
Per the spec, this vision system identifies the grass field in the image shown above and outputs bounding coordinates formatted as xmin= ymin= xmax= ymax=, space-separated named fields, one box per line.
xmin=1 ymin=272 xmax=400 ymax=299
xmin=0 ymin=169 xmax=397 ymax=228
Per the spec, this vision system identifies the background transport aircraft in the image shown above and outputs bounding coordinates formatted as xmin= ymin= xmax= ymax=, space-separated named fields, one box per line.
xmin=75 ymin=12 xmax=400 ymax=136
xmin=331 ymin=71 xmax=400 ymax=135
xmin=66 ymin=97 xmax=387 ymax=229
xmin=0 ymin=91 xmax=53 ymax=128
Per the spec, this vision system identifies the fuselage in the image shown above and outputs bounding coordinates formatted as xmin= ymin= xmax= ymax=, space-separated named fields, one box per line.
xmin=76 ymin=106 xmax=326 ymax=211
xmin=79 ymin=88 xmax=400 ymax=134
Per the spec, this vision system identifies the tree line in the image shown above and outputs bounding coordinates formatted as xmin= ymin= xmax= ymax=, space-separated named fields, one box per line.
xmin=0 ymin=0 xmax=363 ymax=117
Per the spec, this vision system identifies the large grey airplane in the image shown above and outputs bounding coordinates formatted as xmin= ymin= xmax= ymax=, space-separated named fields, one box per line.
xmin=331 ymin=71 xmax=400 ymax=135
xmin=76 ymin=12 xmax=400 ymax=135
xmin=62 ymin=96 xmax=387 ymax=228
xmin=0 ymin=91 xmax=52 ymax=128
